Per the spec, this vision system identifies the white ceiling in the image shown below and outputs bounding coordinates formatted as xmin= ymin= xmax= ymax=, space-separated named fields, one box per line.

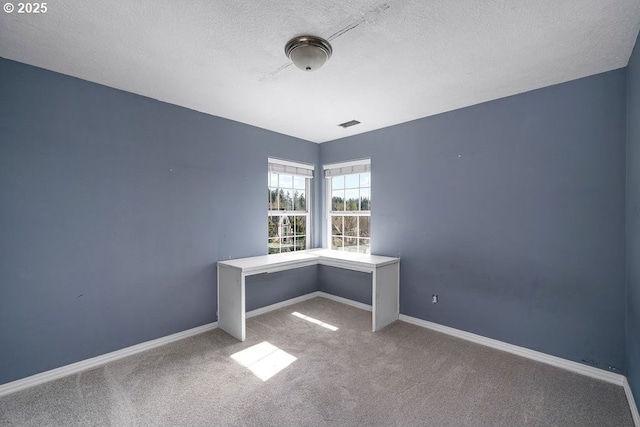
xmin=1 ymin=1 xmax=640 ymax=143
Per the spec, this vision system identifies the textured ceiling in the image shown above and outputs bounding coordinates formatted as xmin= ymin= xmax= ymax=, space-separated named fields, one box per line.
xmin=1 ymin=1 xmax=640 ymax=143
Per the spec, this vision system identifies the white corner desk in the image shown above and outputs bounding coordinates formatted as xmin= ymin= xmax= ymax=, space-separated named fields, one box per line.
xmin=216 ymin=249 xmax=400 ymax=341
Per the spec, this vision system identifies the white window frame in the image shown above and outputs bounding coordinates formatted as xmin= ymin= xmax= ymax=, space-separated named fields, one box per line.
xmin=324 ymin=159 xmax=371 ymax=254
xmin=268 ymin=158 xmax=314 ymax=254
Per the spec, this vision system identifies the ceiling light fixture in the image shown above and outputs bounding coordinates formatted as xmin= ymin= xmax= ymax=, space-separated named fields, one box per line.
xmin=285 ymin=35 xmax=333 ymax=72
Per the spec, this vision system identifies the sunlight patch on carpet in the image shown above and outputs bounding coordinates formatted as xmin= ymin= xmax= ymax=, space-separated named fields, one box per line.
xmin=291 ymin=311 xmax=339 ymax=331
xmin=230 ymin=341 xmax=296 ymax=381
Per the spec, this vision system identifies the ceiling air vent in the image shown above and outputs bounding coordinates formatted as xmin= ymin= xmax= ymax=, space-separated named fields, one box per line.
xmin=338 ymin=120 xmax=361 ymax=128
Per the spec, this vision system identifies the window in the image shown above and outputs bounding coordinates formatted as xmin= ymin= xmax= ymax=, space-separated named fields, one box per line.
xmin=268 ymin=158 xmax=313 ymax=254
xmin=325 ymin=159 xmax=371 ymax=254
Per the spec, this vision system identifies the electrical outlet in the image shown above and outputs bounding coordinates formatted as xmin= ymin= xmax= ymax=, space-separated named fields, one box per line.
xmin=432 ymin=294 xmax=438 ymax=304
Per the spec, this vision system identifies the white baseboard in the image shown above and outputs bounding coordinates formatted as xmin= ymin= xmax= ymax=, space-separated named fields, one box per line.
xmin=403 ymin=308 xmax=638 ymax=426
xmin=317 ymin=291 xmax=372 ymax=311
xmin=624 ymin=378 xmax=640 ymax=427
xmin=246 ymin=292 xmax=321 ymax=318
xmin=399 ymin=314 xmax=625 ymax=386
xmin=245 ymin=292 xmax=372 ymax=318
xmin=0 ymin=321 xmax=218 ymax=398
xmin=0 ymin=293 xmax=322 ymax=398
xmin=2 ymin=292 xmax=637 ymax=427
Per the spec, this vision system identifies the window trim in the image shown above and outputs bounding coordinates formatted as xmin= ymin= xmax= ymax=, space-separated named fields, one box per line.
xmin=269 ymin=157 xmax=314 ymax=177
xmin=268 ymin=158 xmax=314 ymax=254
xmin=324 ymin=158 xmax=371 ymax=254
xmin=323 ymin=158 xmax=371 ymax=176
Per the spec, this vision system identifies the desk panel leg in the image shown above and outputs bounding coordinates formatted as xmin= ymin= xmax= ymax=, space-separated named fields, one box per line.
xmin=217 ymin=265 xmax=245 ymax=341
xmin=372 ymin=262 xmax=400 ymax=332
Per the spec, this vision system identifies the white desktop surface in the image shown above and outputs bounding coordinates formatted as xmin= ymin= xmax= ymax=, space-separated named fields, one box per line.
xmin=218 ymin=249 xmax=398 ymax=273
xmin=217 ymin=249 xmax=400 ymax=341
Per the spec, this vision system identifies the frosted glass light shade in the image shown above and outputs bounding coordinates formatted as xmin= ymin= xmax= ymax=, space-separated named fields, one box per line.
xmin=285 ymin=36 xmax=333 ymax=72
xmin=289 ymin=45 xmax=329 ymax=71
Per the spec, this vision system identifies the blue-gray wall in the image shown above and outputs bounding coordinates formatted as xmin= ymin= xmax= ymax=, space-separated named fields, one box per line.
xmin=246 ymin=266 xmax=318 ymax=312
xmin=318 ymin=266 xmax=372 ymax=305
xmin=320 ymin=70 xmax=627 ymax=372
xmin=627 ymin=30 xmax=640 ymax=411
xmin=0 ymin=57 xmax=319 ymax=385
xmin=0 ymin=53 xmax=635 ymax=391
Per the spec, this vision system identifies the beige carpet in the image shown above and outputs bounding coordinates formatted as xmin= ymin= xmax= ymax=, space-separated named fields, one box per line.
xmin=0 ymin=297 xmax=634 ymax=426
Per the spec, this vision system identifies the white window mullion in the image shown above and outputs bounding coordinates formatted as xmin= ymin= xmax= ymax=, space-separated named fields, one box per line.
xmin=308 ymin=177 xmax=312 ymax=249
xmin=324 ymin=159 xmax=371 ymax=254
xmin=268 ymin=158 xmax=314 ymax=254
xmin=328 ymin=211 xmax=371 ymax=216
